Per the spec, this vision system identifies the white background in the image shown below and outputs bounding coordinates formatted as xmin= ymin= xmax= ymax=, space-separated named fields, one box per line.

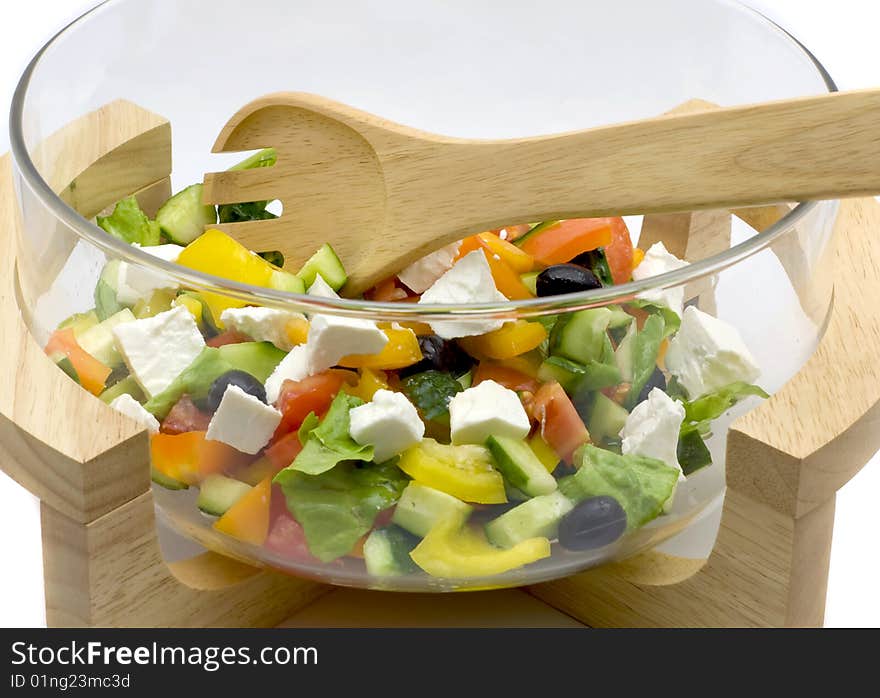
xmin=0 ymin=0 xmax=878 ymax=627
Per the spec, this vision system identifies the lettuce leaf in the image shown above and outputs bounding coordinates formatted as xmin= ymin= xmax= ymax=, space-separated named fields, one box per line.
xmin=625 ymin=313 xmax=666 ymax=410
xmin=276 ymin=461 xmax=408 ymax=562
xmin=683 ymin=382 xmax=769 ymax=424
xmin=283 ymin=392 xmax=373 ymax=476
xmin=97 ymin=196 xmax=161 ymax=246
xmin=560 ymin=444 xmax=680 ymax=530
xmin=628 ymin=299 xmax=680 ymax=337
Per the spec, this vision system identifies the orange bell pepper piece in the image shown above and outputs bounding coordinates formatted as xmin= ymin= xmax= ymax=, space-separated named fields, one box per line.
xmin=213 ymin=477 xmax=272 ymax=546
xmin=477 ymin=233 xmax=535 ymax=273
xmin=45 ymin=328 xmax=112 ymax=396
xmin=457 ymin=236 xmax=534 ymax=299
xmin=150 ymin=431 xmax=252 ymax=485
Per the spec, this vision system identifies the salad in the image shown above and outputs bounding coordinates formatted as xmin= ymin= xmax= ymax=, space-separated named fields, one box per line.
xmin=46 ymin=148 xmax=767 ymax=581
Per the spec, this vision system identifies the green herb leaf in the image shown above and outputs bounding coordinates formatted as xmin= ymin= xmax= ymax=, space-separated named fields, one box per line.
xmin=218 ymin=201 xmax=277 ymax=224
xmin=560 ymin=444 xmax=680 ymax=530
xmin=401 ymin=370 xmax=463 ymax=423
xmin=256 ymin=250 xmax=285 ymax=267
xmin=285 ymin=392 xmax=373 ymax=475
xmin=276 ymin=461 xmax=408 ymax=561
xmin=96 ymin=196 xmax=161 ymax=246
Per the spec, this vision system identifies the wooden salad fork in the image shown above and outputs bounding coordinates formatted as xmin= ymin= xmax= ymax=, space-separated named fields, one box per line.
xmin=202 ymin=89 xmax=880 ymax=295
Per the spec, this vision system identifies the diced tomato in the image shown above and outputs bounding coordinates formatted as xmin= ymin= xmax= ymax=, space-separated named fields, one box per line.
xmin=374 ymin=507 xmax=396 ymax=529
xmin=160 ymin=395 xmax=212 ymax=434
xmin=473 ymin=361 xmax=540 ymax=393
xmin=45 ymin=328 xmax=112 ymax=396
xmin=365 ymin=276 xmax=409 ymax=302
xmin=150 ymin=431 xmax=253 ymax=485
xmin=206 ymin=329 xmax=252 ymax=347
xmin=530 ymin=382 xmax=590 ymax=464
xmin=602 ymin=217 xmax=635 ymax=285
xmin=274 ymin=371 xmax=350 ymax=436
xmin=264 ymin=431 xmax=304 ymax=470
xmin=519 ymin=219 xmax=613 ymax=266
xmin=265 ymin=486 xmax=326 ymax=564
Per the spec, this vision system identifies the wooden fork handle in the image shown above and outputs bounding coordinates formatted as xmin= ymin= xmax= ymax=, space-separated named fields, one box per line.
xmin=394 ymin=89 xmax=880 ymax=237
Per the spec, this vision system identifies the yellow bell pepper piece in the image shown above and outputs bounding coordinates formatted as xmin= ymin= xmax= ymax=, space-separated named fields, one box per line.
xmin=398 ymin=439 xmax=506 ymax=504
xmin=285 ymin=315 xmax=310 ymax=346
xmin=529 ymin=433 xmax=560 ymax=473
xmin=176 ymin=229 xmax=276 ymax=324
xmin=344 ymin=368 xmax=389 ymax=402
xmin=477 ymin=232 xmax=535 ymax=273
xmin=410 ymin=517 xmax=551 ymax=578
xmin=458 ymin=320 xmax=547 ymax=361
xmin=632 ymin=247 xmax=646 ymax=272
xmin=339 ymin=325 xmax=422 ymax=370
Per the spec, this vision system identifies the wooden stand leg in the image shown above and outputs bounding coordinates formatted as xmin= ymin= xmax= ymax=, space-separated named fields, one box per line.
xmin=41 ymin=494 xmax=326 ymax=627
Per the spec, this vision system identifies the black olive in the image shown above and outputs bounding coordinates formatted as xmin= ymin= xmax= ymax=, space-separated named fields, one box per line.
xmin=206 ymin=370 xmax=267 ymax=412
xmin=535 ymin=264 xmax=602 ymax=297
xmin=635 ymin=367 xmax=668 ymax=406
xmin=398 ymin=334 xmax=475 ymax=378
xmin=570 ymin=249 xmax=614 ymax=285
xmin=558 ymin=496 xmax=627 ymax=551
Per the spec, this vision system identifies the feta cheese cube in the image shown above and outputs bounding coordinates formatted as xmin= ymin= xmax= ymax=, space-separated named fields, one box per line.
xmin=418 ymin=250 xmax=508 ymax=339
xmin=632 ymin=242 xmax=688 ymax=317
xmin=398 ymin=242 xmax=462 ymax=294
xmin=307 ymin=274 xmax=340 ymax=299
xmin=265 ymin=344 xmax=311 ymax=405
xmin=349 ymin=389 xmax=425 ymax=463
xmin=206 ymin=384 xmax=282 ymax=454
xmin=665 ymin=306 xmax=761 ymax=399
xmin=449 ymin=379 xmax=530 ymax=445
xmin=621 ymin=388 xmax=685 ymax=475
xmin=112 ymin=305 xmax=205 ymax=398
xmin=108 ymin=393 xmax=160 ymax=433
xmin=116 ymin=244 xmax=184 ymax=306
xmin=219 ymin=306 xmax=307 ymax=351
xmin=305 ymin=314 xmax=388 ymax=374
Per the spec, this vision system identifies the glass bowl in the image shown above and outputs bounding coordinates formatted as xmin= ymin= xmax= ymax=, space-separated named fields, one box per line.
xmin=9 ymin=0 xmax=838 ymax=591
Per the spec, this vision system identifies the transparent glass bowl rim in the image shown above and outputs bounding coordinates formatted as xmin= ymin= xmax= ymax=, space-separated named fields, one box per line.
xmin=8 ymin=0 xmax=839 ymax=322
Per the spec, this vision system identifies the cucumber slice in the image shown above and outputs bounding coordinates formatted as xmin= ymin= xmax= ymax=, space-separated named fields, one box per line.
xmin=94 ymin=260 xmax=125 ymax=321
xmin=520 ymin=271 xmax=539 ymax=296
xmin=155 ymin=184 xmax=217 ymax=245
xmin=550 ymin=307 xmax=613 ymax=365
xmin=485 ymin=491 xmax=574 ymax=548
xmin=76 ymin=308 xmax=135 ymax=368
xmin=57 ymin=310 xmax=99 ymax=336
xmin=486 ymin=435 xmax=557 ymax=497
xmin=538 ymin=355 xmax=621 ymax=394
xmin=151 ymin=465 xmax=188 ymax=490
xmin=587 ymin=392 xmax=630 ymax=444
xmin=391 ymin=482 xmax=472 ymax=538
xmin=197 ymin=475 xmax=252 ymax=516
xmin=295 ymin=243 xmax=347 ymax=291
xmin=217 ymin=341 xmax=286 ymax=382
xmin=607 ymin=306 xmax=633 ymax=329
xmin=51 ymin=355 xmax=79 ymax=384
xmin=269 ymin=269 xmax=306 ymax=294
xmin=99 ymin=376 xmax=145 ymax=405
xmin=363 ymin=526 xmax=420 ymax=576
xmin=614 ymin=319 xmax=637 ymax=382
xmin=229 ymin=148 xmax=277 ymax=171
